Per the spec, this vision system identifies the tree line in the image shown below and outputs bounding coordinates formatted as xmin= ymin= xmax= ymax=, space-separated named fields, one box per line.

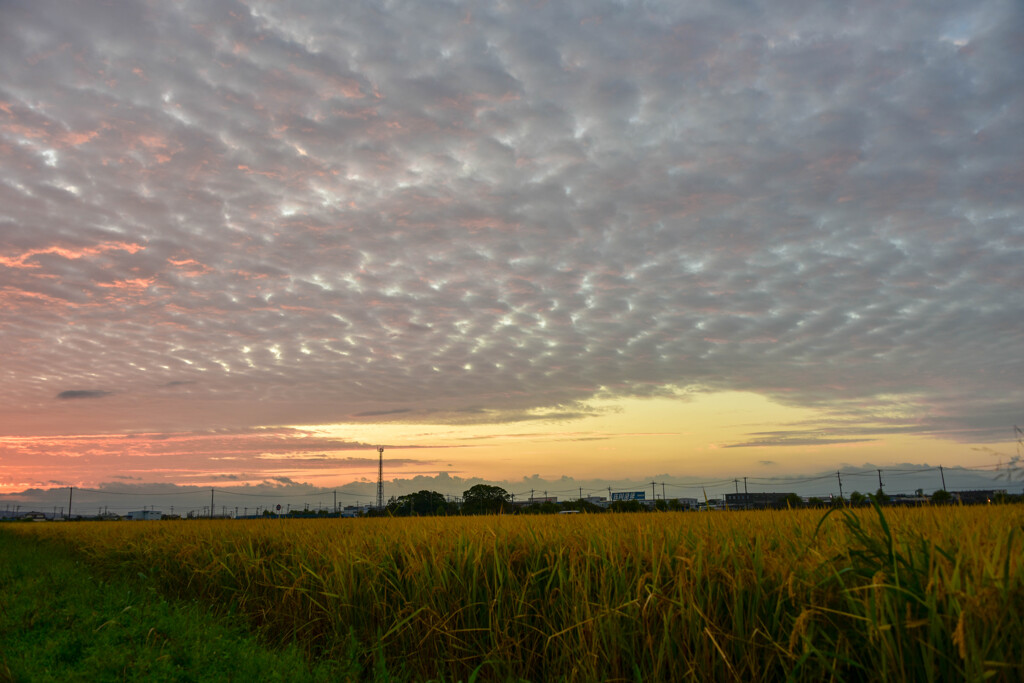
xmin=361 ymin=485 xmax=1019 ymax=517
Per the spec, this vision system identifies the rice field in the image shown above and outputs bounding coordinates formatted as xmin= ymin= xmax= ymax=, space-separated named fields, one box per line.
xmin=10 ymin=504 xmax=1024 ymax=681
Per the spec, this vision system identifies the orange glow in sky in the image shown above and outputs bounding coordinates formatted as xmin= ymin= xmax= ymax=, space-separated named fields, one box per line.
xmin=2 ymin=392 xmax=1013 ymax=493
xmin=1 ymin=2 xmax=1021 ymax=500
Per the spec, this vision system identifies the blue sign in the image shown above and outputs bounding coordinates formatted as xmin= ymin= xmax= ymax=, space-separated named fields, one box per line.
xmin=611 ymin=491 xmax=646 ymax=501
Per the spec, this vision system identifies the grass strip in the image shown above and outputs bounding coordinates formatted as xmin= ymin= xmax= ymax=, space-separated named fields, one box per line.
xmin=0 ymin=527 xmax=349 ymax=682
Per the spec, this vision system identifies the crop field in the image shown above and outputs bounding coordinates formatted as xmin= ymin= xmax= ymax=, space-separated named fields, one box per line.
xmin=7 ymin=505 xmax=1024 ymax=681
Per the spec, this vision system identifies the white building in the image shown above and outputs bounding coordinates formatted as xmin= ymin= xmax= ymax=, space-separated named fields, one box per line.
xmin=126 ymin=510 xmax=162 ymax=520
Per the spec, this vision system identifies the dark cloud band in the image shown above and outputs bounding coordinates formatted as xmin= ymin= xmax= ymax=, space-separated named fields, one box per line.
xmin=56 ymin=390 xmax=113 ymax=400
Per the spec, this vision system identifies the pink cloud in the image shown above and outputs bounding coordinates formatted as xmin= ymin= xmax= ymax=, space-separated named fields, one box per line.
xmin=0 ymin=242 xmax=145 ymax=269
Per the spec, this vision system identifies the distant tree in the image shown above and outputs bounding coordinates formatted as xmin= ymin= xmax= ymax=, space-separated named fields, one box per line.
xmin=780 ymin=493 xmax=804 ymax=509
xmin=520 ymin=501 xmax=560 ymax=514
xmin=390 ymin=490 xmax=449 ymax=516
xmin=559 ymin=499 xmax=603 ymax=514
xmin=931 ymin=489 xmax=952 ymax=505
xmin=461 ymin=484 xmax=511 ymax=515
xmin=871 ymin=488 xmax=891 ymax=506
xmin=849 ymin=491 xmax=866 ymax=506
xmin=806 ymin=497 xmax=825 ymax=508
xmin=538 ymin=501 xmax=560 ymax=515
xmin=609 ymin=500 xmax=645 ymax=513
xmin=654 ymin=499 xmax=668 ymax=512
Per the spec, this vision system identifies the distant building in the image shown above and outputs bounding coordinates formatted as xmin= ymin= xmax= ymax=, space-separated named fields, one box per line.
xmin=723 ymin=492 xmax=797 ymax=509
xmin=126 ymin=510 xmax=162 ymax=520
xmin=952 ymin=490 xmax=1007 ymax=504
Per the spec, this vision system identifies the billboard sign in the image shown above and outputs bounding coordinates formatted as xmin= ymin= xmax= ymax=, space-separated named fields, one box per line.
xmin=611 ymin=491 xmax=646 ymax=501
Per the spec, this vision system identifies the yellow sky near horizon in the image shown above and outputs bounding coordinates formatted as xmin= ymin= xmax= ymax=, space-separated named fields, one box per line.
xmin=293 ymin=391 xmax=1003 ymax=484
xmin=1 ymin=391 xmax=1010 ymax=495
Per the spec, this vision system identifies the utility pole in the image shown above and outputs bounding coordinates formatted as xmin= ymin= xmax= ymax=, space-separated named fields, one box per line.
xmin=651 ymin=481 xmax=656 ymax=501
xmin=579 ymin=486 xmax=583 ymax=501
xmin=877 ymin=469 xmax=884 ymax=491
xmin=67 ymin=486 xmax=73 ymax=520
xmin=837 ymin=472 xmax=844 ymax=501
xmin=939 ymin=465 xmax=946 ymax=491
xmin=376 ymin=447 xmax=385 ymax=510
xmin=210 ymin=488 xmax=215 ymax=519
xmin=744 ymin=477 xmax=749 ymax=510
xmin=334 ymin=490 xmax=337 ymax=513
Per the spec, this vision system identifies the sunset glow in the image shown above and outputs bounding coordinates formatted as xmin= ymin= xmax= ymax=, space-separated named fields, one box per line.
xmin=1 ymin=1 xmax=1021 ymax=502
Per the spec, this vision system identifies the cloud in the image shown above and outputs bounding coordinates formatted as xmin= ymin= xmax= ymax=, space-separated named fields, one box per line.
xmin=725 ymin=437 xmax=877 ymax=449
xmin=56 ymin=390 xmax=113 ymax=400
xmin=351 ymin=408 xmax=413 ymax=418
xmin=254 ymin=454 xmax=430 ymax=467
xmin=0 ymin=0 xmax=1020 ymax=455
xmin=723 ymin=428 xmax=878 ymax=448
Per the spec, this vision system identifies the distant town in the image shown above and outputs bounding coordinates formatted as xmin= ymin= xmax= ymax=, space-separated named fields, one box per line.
xmin=1 ymin=484 xmax=1015 ymax=522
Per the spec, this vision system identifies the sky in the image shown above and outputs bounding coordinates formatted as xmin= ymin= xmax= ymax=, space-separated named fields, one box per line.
xmin=1 ymin=0 xmax=1022 ymax=500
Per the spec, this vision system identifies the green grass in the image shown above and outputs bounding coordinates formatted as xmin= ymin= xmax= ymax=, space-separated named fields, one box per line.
xmin=0 ymin=527 xmax=350 ymax=682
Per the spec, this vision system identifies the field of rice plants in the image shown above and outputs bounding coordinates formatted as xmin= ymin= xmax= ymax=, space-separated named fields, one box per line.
xmin=10 ymin=504 xmax=1024 ymax=681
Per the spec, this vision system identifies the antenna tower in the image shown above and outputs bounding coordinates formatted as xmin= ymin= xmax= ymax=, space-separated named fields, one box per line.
xmin=376 ymin=446 xmax=385 ymax=509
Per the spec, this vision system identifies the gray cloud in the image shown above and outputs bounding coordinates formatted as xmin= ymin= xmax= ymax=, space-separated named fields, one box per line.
xmin=0 ymin=0 xmax=1021 ymax=449
xmin=56 ymin=390 xmax=113 ymax=400
xmin=725 ymin=436 xmax=878 ymax=449
xmin=351 ymin=409 xmax=413 ymax=418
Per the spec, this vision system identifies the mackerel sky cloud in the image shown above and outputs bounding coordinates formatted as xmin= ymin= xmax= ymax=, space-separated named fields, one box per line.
xmin=1 ymin=0 xmax=1022 ymax=490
